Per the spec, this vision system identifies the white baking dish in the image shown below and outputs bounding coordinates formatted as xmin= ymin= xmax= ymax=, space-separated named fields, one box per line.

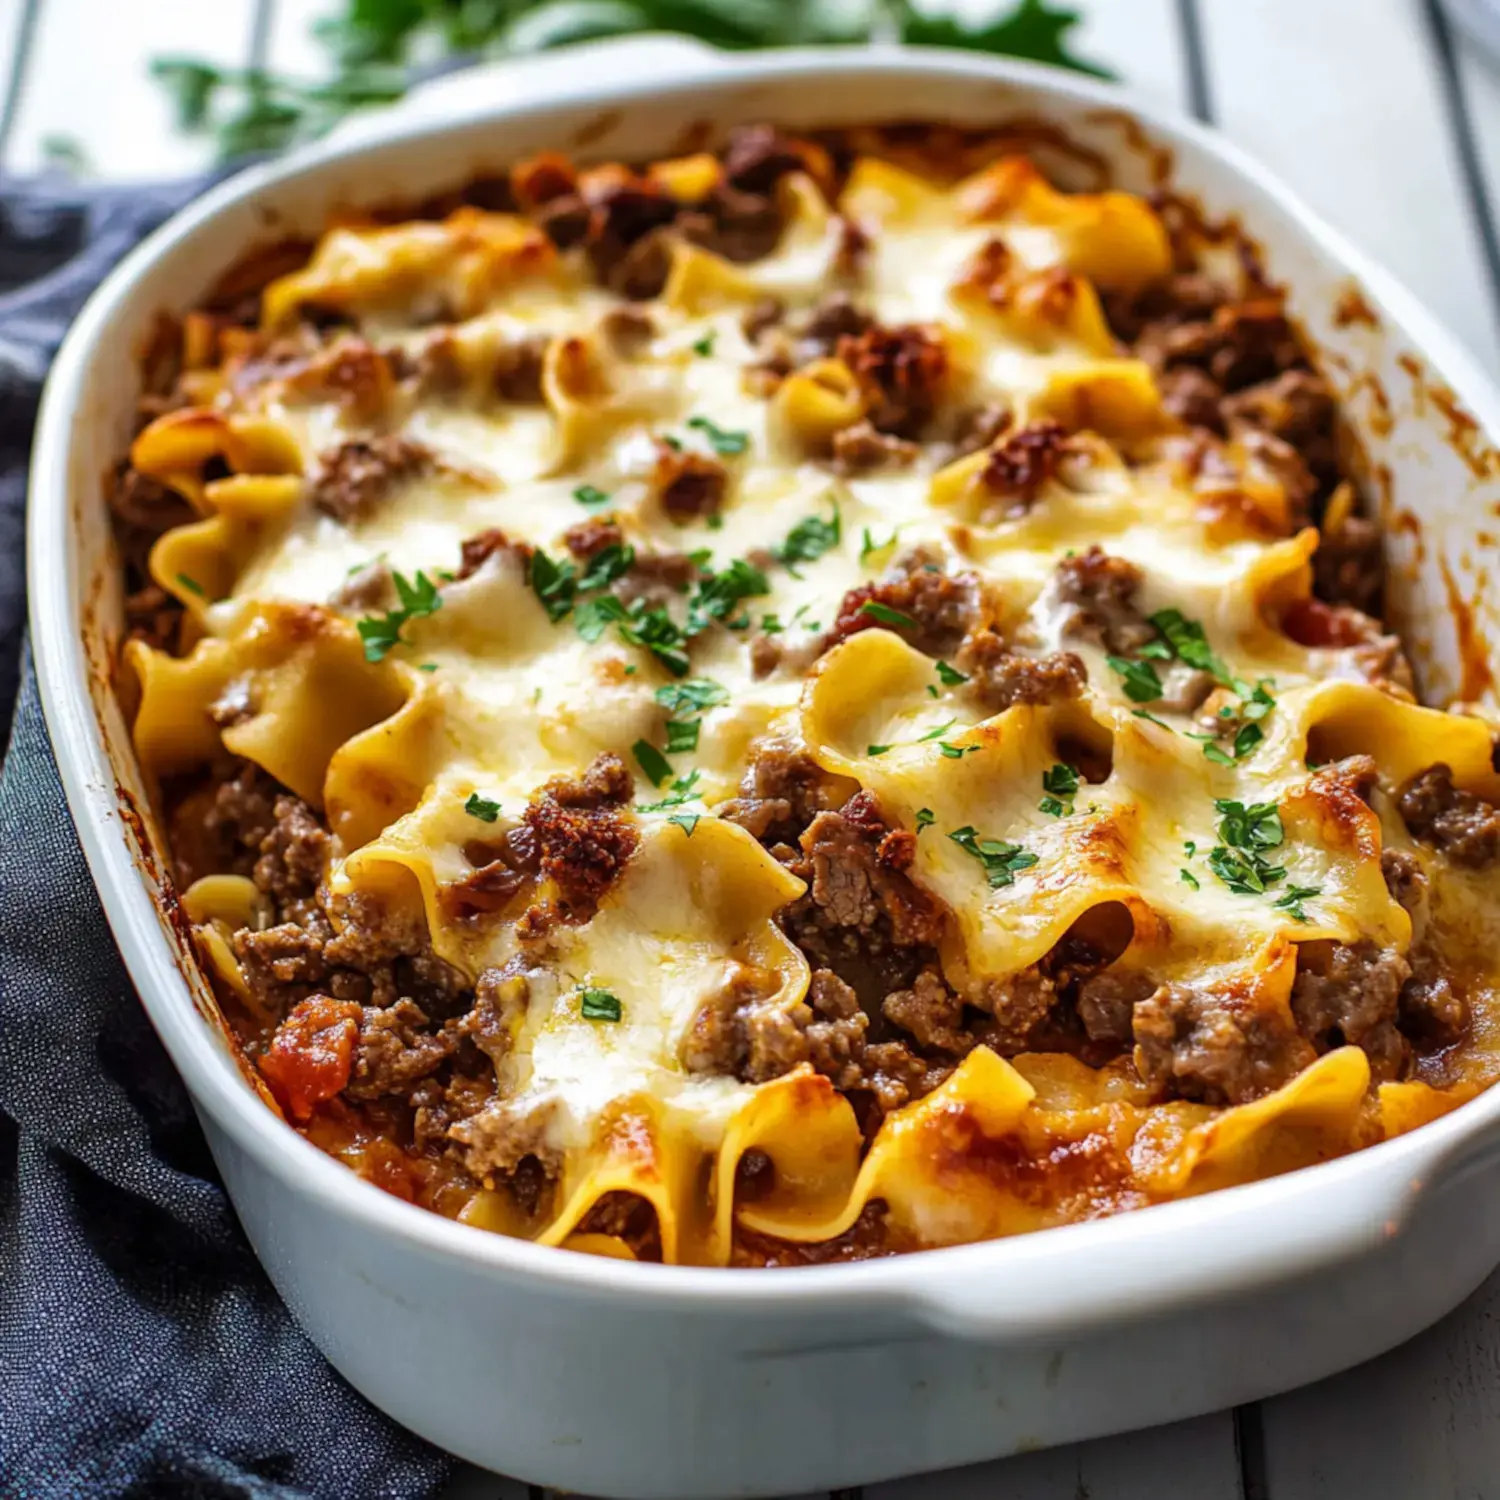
xmin=26 ymin=38 xmax=1500 ymax=1498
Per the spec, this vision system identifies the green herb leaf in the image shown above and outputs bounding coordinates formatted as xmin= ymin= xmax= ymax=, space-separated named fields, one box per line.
xmin=691 ymin=330 xmax=716 ymax=356
xmin=1039 ymin=761 xmax=1080 ymax=816
xmin=1216 ymin=799 xmax=1285 ymax=852
xmin=1232 ymin=721 xmax=1264 ymax=759
xmin=915 ymin=808 xmax=936 ymax=833
xmin=1208 ymin=844 xmax=1284 ymax=895
xmin=916 ymin=719 xmax=958 ymax=742
xmin=1148 ymin=608 xmax=1234 ymax=684
xmin=638 ymin=769 xmax=702 ymax=813
xmin=357 ymin=569 xmax=443 ymax=661
xmin=687 ymin=414 xmax=749 ymax=455
xmin=573 ymin=483 xmax=614 ymax=510
xmin=1131 ymin=708 xmax=1174 ymax=732
xmin=949 ymin=825 xmax=1040 ymax=888
xmin=579 ymin=987 xmax=623 ymax=1023
xmin=667 ymin=812 xmax=702 ymax=836
xmin=1272 ymin=884 xmax=1322 ymax=923
xmin=175 ymin=572 xmax=207 ymax=598
xmin=528 ymin=548 xmax=577 ymax=624
xmin=1180 ymin=867 xmax=1201 ymax=891
xmin=775 ymin=503 xmax=841 ymax=573
xmin=860 ymin=600 xmax=918 ymax=630
xmin=576 ymin=542 xmax=635 ymax=593
xmin=867 ymin=743 xmax=892 ymax=757
xmin=465 ymin=793 xmax=501 ymax=823
xmin=1201 ymin=741 xmax=1236 ymax=767
xmin=665 ymin=718 xmax=701 ymax=754
xmin=935 ymin=660 xmax=969 ymax=687
xmin=633 ymin=740 xmax=674 ymax=788
xmin=687 ymin=557 xmax=769 ymax=635
xmin=574 ymin=593 xmax=629 ymax=644
xmin=937 ymin=741 xmax=979 ymax=759
xmin=892 ymin=0 xmax=1113 ymax=79
xmin=1107 ymin=655 xmax=1164 ymax=704
xmin=654 ymin=678 xmax=728 ymax=714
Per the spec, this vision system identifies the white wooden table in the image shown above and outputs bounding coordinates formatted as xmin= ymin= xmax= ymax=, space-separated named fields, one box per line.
xmin=8 ymin=1 xmax=1500 ymax=1495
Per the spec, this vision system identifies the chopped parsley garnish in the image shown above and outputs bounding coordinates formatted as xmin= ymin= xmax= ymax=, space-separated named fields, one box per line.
xmin=176 ymin=572 xmax=207 ymax=598
xmin=691 ymin=330 xmax=716 ymax=357
xmin=1131 ymin=708 xmax=1174 ymax=731
xmin=1180 ymin=868 xmax=1201 ymax=891
xmin=1147 ymin=608 xmax=1234 ymax=684
xmin=916 ymin=719 xmax=958 ymax=742
xmin=1039 ymin=762 xmax=1080 ymax=817
xmin=868 ymin=743 xmax=892 ymax=757
xmin=761 ymin=614 xmax=783 ymax=634
xmin=775 ymin=503 xmax=842 ymax=574
xmin=860 ymin=525 xmax=900 ymax=563
xmin=357 ymin=570 xmax=444 ymax=662
xmin=1272 ymin=885 xmax=1321 ymax=922
xmin=935 ymin=660 xmax=969 ymax=687
xmin=576 ymin=543 xmax=635 ymax=593
xmin=632 ymin=740 xmax=674 ymax=788
xmin=915 ymin=808 xmax=936 ymax=832
xmin=667 ymin=812 xmax=702 ymax=836
xmin=528 ymin=548 xmax=577 ymax=624
xmin=418 ymin=662 xmax=438 ymax=672
xmin=1199 ymin=740 xmax=1236 ymax=767
xmin=665 ymin=718 xmax=701 ymax=754
xmin=949 ymin=826 xmax=1039 ymax=888
xmin=686 ymin=557 xmax=769 ymax=635
xmin=860 ymin=600 xmax=918 ymax=629
xmin=573 ymin=484 xmax=614 ymax=510
xmin=638 ymin=769 xmax=702 ymax=812
xmin=1207 ymin=798 xmax=1288 ymax=896
xmin=937 ymin=741 xmax=979 ymax=759
xmin=464 ymin=793 xmax=500 ymax=823
xmin=579 ymin=987 xmax=623 ymax=1023
xmin=1184 ymin=841 xmax=1197 ymax=857
xmin=654 ymin=678 xmax=728 ymax=714
xmin=619 ymin=602 xmax=692 ymax=676
xmin=687 ymin=414 xmax=749 ymax=455
xmin=1106 ymin=655 xmax=1164 ymax=704
xmin=1232 ymin=721 xmax=1264 ymax=759
xmin=573 ymin=593 xmax=627 ymax=644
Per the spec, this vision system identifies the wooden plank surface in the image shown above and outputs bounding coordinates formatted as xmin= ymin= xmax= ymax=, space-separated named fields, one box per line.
xmin=1195 ymin=0 xmax=1500 ymax=374
xmin=2 ymin=0 xmax=255 ymax=177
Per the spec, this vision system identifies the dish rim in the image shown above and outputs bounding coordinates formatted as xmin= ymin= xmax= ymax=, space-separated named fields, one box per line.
xmin=27 ymin=41 xmax=1500 ymax=1326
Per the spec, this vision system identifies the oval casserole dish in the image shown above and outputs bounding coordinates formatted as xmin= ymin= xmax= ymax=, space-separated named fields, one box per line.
xmin=27 ymin=40 xmax=1500 ymax=1498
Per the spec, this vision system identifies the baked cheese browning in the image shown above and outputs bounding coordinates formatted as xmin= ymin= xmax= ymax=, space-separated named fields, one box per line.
xmin=116 ymin=122 xmax=1500 ymax=1266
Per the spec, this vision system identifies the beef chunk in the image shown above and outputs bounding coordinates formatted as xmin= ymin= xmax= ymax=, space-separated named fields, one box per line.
xmin=956 ymin=629 xmax=1086 ymax=712
xmin=563 ymin=517 xmax=624 ymax=561
xmin=780 ymin=792 xmax=947 ymax=1006
xmin=837 ymin=323 xmax=948 ymax=437
xmin=1381 ymin=848 xmax=1468 ymax=1044
xmin=721 ymin=124 xmax=807 ymax=194
xmin=345 ymin=999 xmax=456 ymax=1102
xmin=718 ymin=742 xmax=840 ymax=850
xmin=493 ymin=335 xmax=549 ymax=403
xmin=830 ymin=420 xmax=920 ymax=475
xmin=455 ymin=526 xmax=531 ymax=581
xmin=978 ymin=419 xmax=1068 ymax=512
xmin=254 ymin=795 xmax=329 ymax=907
xmin=312 ymin=436 xmax=435 ymax=523
xmin=522 ymin=753 xmax=639 ymax=920
xmin=1075 ymin=968 xmax=1155 ymax=1048
xmin=1290 ymin=939 xmax=1410 ymax=1080
xmin=883 ymin=966 xmax=971 ymax=1053
xmin=1398 ymin=764 xmax=1500 ymax=869
xmin=1052 ymin=546 xmax=1157 ymax=654
xmin=653 ymin=444 xmax=727 ymax=523
xmin=826 ymin=550 xmax=981 ymax=658
xmin=1133 ymin=980 xmax=1315 ymax=1104
xmin=1314 ymin=511 xmax=1384 ymax=616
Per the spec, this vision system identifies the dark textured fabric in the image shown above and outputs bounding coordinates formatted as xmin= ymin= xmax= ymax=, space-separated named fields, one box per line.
xmin=0 ymin=181 xmax=457 ymax=1499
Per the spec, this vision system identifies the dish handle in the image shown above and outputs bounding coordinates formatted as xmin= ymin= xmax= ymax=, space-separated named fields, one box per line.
xmin=898 ymin=1138 xmax=1443 ymax=1343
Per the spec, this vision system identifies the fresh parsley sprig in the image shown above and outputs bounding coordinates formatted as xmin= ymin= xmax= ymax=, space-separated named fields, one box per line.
xmin=356 ymin=569 xmax=443 ymax=662
xmin=949 ymin=825 xmax=1039 ymax=888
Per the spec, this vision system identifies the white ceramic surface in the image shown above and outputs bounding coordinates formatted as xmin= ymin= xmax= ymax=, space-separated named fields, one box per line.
xmin=25 ymin=39 xmax=1500 ymax=1498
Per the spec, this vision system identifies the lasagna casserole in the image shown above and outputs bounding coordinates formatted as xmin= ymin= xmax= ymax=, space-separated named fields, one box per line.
xmin=110 ymin=122 xmax=1500 ymax=1266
